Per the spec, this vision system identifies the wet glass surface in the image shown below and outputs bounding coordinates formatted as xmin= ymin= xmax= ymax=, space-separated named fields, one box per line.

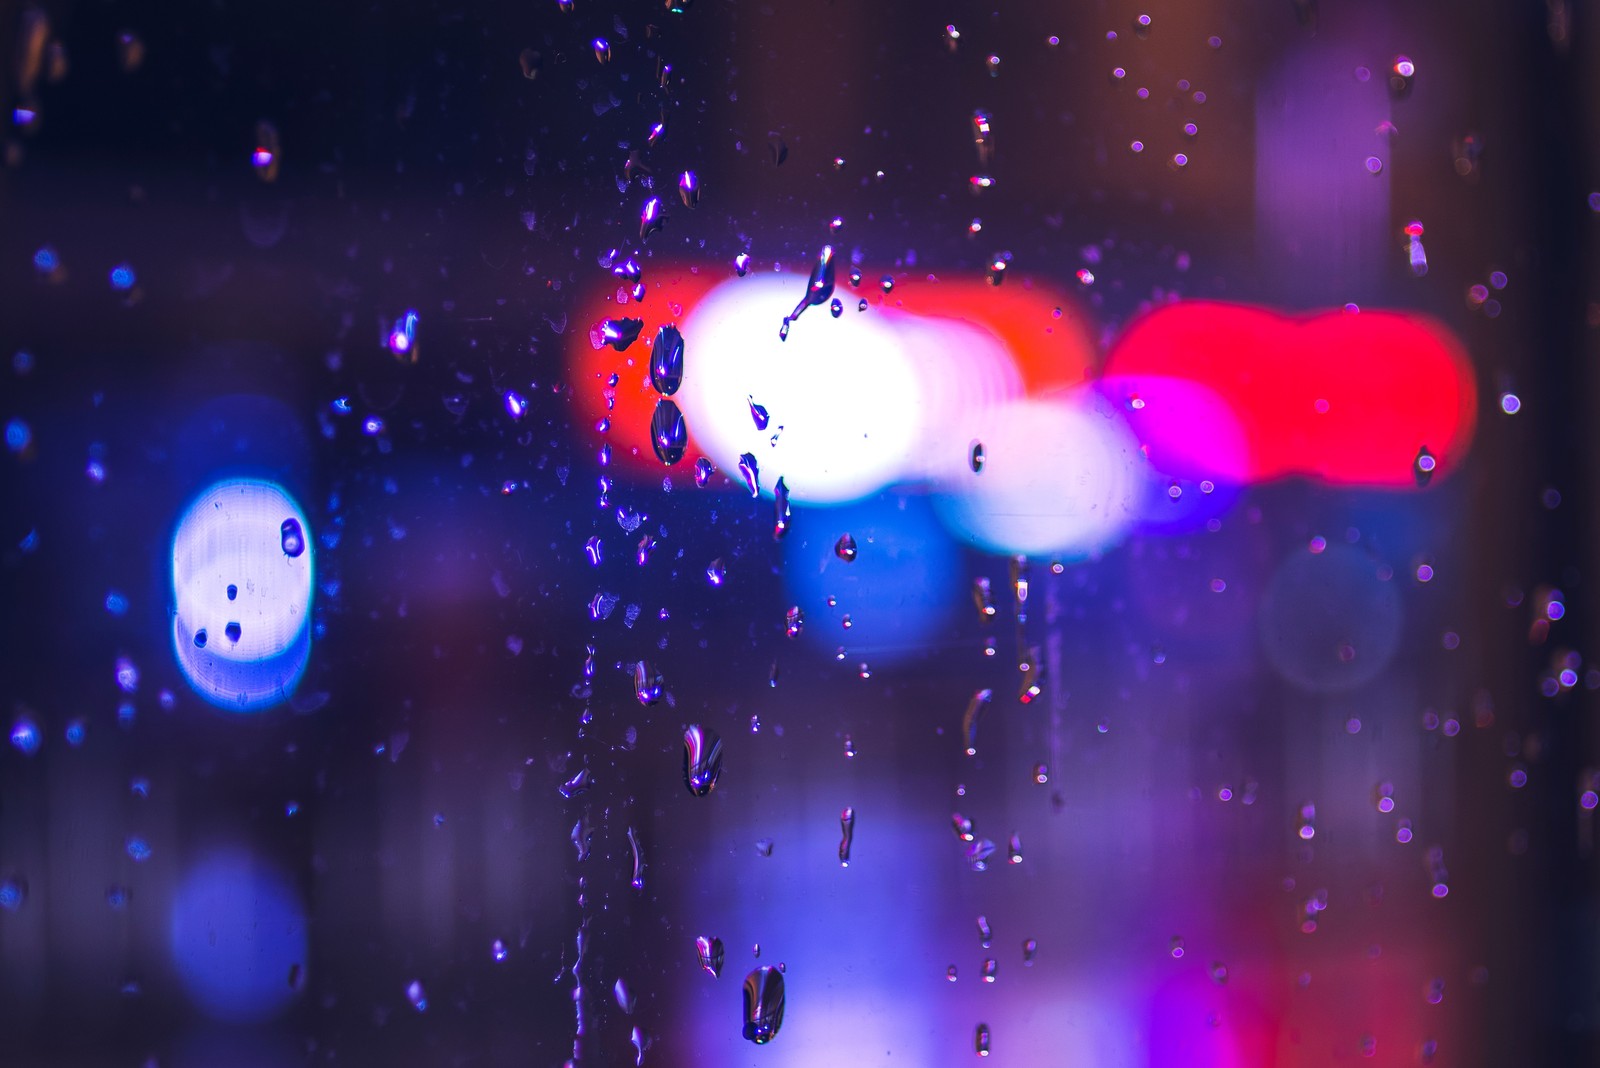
xmin=1 ymin=1 xmax=1596 ymax=1065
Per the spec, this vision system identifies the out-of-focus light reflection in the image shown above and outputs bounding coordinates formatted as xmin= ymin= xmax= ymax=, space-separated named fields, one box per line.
xmin=931 ymin=387 xmax=1147 ymax=557
xmin=1103 ymin=302 xmax=1476 ymax=487
xmin=781 ymin=494 xmax=958 ymax=663
xmin=1259 ymin=543 xmax=1403 ymax=692
xmin=171 ymin=479 xmax=312 ymax=710
xmin=169 ymin=849 xmax=307 ymax=1023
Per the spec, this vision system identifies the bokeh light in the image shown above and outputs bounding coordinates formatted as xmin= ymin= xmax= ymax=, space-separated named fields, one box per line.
xmin=171 ymin=479 xmax=313 ymax=711
xmin=169 ymin=849 xmax=308 ymax=1023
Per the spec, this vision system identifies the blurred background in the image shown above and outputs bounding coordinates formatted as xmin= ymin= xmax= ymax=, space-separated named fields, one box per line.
xmin=1 ymin=0 xmax=1597 ymax=1065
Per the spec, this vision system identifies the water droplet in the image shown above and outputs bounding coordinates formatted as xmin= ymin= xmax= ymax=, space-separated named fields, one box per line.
xmin=966 ymin=838 xmax=996 ymax=871
xmin=778 ymin=319 xmax=791 ymax=342
xmin=1007 ymin=833 xmax=1023 ymax=864
xmin=834 ymin=533 xmax=858 ymax=562
xmin=1414 ymin=445 xmax=1436 ymax=486
xmin=748 ymin=396 xmax=771 ymax=431
xmin=1022 ymin=938 xmax=1038 ymax=964
xmin=571 ymin=817 xmax=592 ymax=860
xmin=830 ymin=297 xmax=843 ymax=318
xmin=857 ymin=298 xmax=868 ymax=312
xmin=252 ymin=120 xmax=281 ymax=181
xmin=734 ymin=252 xmax=752 ymax=276
xmin=192 ymin=628 xmax=207 ymax=648
xmin=754 ymin=837 xmax=774 ymax=857
xmin=961 ymin=689 xmax=993 ymax=756
xmin=627 ymin=825 xmax=646 ymax=889
xmin=737 ymin=452 xmax=760 ymax=497
xmin=694 ymin=457 xmax=715 ymax=487
xmin=677 ymin=169 xmax=700 ymax=208
xmin=985 ymin=53 xmax=1001 ymax=76
xmin=600 ymin=317 xmax=645 ymax=350
xmin=406 ymin=979 xmax=428 ymax=1012
xmin=647 ymin=118 xmax=667 ymax=147
xmin=559 ymin=767 xmax=593 ymax=799
xmin=767 ymin=136 xmax=788 ymax=166
xmin=954 ymin=814 xmax=977 ymax=843
xmin=706 ymin=558 xmax=726 ymax=586
xmin=224 ymin=621 xmax=242 ymax=643
xmin=843 ymin=735 xmax=856 ymax=758
xmin=692 ymin=935 xmax=726 ymax=977
xmin=785 ymin=605 xmax=804 ymax=638
xmin=584 ymin=536 xmax=603 ymax=566
xmin=986 ymin=251 xmax=1010 ymax=286
xmin=518 ymin=47 xmax=541 ymax=79
xmin=614 ymin=977 xmax=636 ymax=1014
xmin=787 ymin=245 xmax=837 ymax=325
xmin=1210 ymin=961 xmax=1229 ymax=985
xmin=772 ymin=477 xmax=791 ymax=539
xmin=971 ymin=110 xmax=993 ymax=166
xmin=650 ymin=399 xmax=687 ymax=465
xmin=592 ymin=37 xmax=612 ymax=64
xmin=838 ymin=806 xmax=856 ymax=865
xmin=968 ymin=440 xmax=986 ymax=473
xmin=975 ymin=1023 xmax=991 ymax=1056
xmin=649 ymin=325 xmax=684 ymax=395
xmin=634 ymin=661 xmax=663 ymax=705
xmin=683 ymin=725 xmax=723 ymax=796
xmin=280 ymin=517 xmax=306 ymax=557
xmin=637 ymin=195 xmax=667 ymax=241
xmin=1389 ymin=54 xmax=1415 ymax=97
xmin=741 ymin=966 xmax=786 ymax=1043
xmin=982 ymin=958 xmax=997 ymax=982
xmin=1018 ymin=648 xmax=1042 ymax=703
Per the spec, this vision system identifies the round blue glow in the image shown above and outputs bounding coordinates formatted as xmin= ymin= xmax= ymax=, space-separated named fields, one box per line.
xmin=781 ymin=494 xmax=959 ymax=664
xmin=32 ymin=246 xmax=58 ymax=273
xmin=169 ymin=850 xmax=308 ymax=1023
xmin=9 ymin=719 xmax=39 ymax=755
xmin=171 ymin=479 xmax=313 ymax=711
xmin=5 ymin=418 xmax=31 ymax=452
xmin=109 ymin=263 xmax=136 ymax=290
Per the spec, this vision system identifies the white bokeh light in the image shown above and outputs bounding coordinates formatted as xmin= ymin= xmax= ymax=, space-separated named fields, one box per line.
xmin=171 ymin=479 xmax=313 ymax=710
xmin=931 ymin=387 xmax=1150 ymax=558
xmin=677 ymin=275 xmax=1022 ymax=503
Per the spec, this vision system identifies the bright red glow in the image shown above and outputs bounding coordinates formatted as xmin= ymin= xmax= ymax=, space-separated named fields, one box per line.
xmin=1102 ymin=302 xmax=1476 ymax=487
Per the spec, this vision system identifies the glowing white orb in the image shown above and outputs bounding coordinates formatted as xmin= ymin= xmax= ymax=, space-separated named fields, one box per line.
xmin=931 ymin=388 xmax=1148 ymax=557
xmin=677 ymin=276 xmax=1021 ymax=504
xmin=171 ymin=479 xmax=312 ymax=710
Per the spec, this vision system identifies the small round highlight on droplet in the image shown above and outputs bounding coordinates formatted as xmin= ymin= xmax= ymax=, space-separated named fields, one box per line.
xmin=1365 ymin=156 xmax=1383 ymax=174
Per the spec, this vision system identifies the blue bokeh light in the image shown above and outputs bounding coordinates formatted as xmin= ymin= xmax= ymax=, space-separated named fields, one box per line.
xmin=171 ymin=479 xmax=313 ymax=711
xmin=169 ymin=849 xmax=308 ymax=1023
xmin=781 ymin=494 xmax=959 ymax=664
